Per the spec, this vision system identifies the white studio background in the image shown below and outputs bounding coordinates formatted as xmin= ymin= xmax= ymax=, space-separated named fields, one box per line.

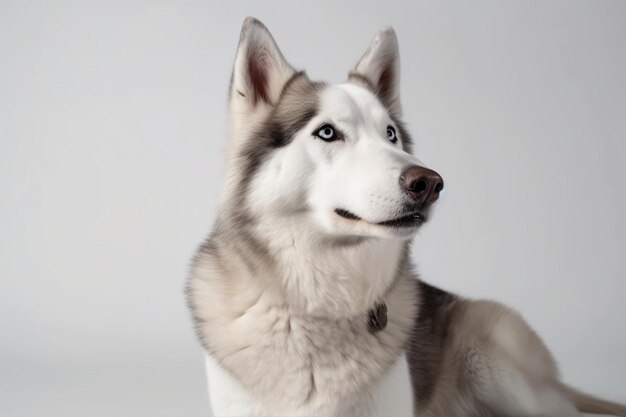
xmin=1 ymin=1 xmax=625 ymax=416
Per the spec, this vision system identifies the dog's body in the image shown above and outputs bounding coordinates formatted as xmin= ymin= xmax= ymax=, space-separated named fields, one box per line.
xmin=187 ymin=18 xmax=626 ymax=417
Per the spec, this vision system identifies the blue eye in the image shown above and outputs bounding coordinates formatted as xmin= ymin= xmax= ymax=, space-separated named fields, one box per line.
xmin=387 ymin=126 xmax=397 ymax=143
xmin=314 ymin=124 xmax=338 ymax=141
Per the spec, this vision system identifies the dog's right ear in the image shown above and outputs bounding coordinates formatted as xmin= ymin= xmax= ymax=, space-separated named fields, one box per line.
xmin=230 ymin=18 xmax=295 ymax=109
xmin=351 ymin=27 xmax=402 ymax=117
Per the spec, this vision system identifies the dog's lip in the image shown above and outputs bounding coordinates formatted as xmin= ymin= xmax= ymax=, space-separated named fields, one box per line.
xmin=334 ymin=208 xmax=426 ymax=227
xmin=377 ymin=211 xmax=425 ymax=227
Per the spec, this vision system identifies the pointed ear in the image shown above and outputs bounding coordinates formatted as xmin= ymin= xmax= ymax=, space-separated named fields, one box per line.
xmin=231 ymin=18 xmax=295 ymax=108
xmin=351 ymin=27 xmax=402 ymax=116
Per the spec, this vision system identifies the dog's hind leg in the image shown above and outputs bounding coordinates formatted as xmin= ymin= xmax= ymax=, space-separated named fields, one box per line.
xmin=559 ymin=383 xmax=626 ymax=416
xmin=461 ymin=345 xmax=583 ymax=417
xmin=443 ymin=300 xmax=584 ymax=417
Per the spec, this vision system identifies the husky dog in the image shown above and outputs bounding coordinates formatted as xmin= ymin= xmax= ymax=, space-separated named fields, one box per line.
xmin=187 ymin=17 xmax=626 ymax=417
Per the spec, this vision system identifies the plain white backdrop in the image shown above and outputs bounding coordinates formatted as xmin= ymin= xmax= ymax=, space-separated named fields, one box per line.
xmin=1 ymin=1 xmax=625 ymax=416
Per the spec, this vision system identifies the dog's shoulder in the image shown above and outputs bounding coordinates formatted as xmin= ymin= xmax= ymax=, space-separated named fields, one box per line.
xmin=407 ymin=279 xmax=459 ymax=410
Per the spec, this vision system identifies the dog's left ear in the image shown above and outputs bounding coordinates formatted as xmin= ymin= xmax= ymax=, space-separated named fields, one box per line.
xmin=351 ymin=27 xmax=402 ymax=116
xmin=231 ymin=18 xmax=296 ymax=109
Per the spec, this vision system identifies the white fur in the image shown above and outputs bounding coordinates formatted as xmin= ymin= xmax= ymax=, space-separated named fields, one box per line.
xmin=205 ymin=351 xmax=413 ymax=417
xmin=205 ymin=352 xmax=264 ymax=416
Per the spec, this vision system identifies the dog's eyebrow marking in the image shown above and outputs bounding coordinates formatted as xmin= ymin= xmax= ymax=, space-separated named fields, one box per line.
xmin=267 ymin=74 xmax=327 ymax=147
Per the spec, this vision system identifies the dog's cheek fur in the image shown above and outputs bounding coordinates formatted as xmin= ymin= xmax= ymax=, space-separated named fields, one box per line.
xmin=235 ymin=75 xmax=326 ymax=216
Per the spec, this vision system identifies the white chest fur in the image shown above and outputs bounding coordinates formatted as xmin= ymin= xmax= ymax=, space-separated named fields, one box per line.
xmin=204 ymin=351 xmax=413 ymax=417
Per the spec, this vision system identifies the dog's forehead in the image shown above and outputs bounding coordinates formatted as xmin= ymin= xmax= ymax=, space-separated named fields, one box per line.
xmin=319 ymin=83 xmax=389 ymax=124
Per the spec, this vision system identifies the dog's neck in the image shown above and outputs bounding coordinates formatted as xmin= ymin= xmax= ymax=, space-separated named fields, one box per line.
xmin=248 ymin=213 xmax=408 ymax=318
xmin=195 ymin=211 xmax=418 ymax=414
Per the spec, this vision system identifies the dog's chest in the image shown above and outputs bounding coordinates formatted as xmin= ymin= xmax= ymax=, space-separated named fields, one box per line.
xmin=205 ymin=350 xmax=413 ymax=417
xmin=205 ymin=307 xmax=413 ymax=416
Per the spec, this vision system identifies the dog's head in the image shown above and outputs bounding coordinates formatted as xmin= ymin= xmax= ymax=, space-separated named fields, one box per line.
xmin=223 ymin=18 xmax=443 ymax=241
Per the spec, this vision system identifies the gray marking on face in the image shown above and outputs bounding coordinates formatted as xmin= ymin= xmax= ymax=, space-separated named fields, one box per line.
xmin=235 ymin=71 xmax=325 ymax=213
xmin=215 ymin=72 xmax=327 ymax=263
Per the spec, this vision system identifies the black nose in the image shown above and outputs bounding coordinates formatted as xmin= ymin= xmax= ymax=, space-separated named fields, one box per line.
xmin=400 ymin=166 xmax=444 ymax=206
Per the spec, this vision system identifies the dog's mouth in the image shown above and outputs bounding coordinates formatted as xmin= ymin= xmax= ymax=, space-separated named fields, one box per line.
xmin=335 ymin=208 xmax=426 ymax=228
